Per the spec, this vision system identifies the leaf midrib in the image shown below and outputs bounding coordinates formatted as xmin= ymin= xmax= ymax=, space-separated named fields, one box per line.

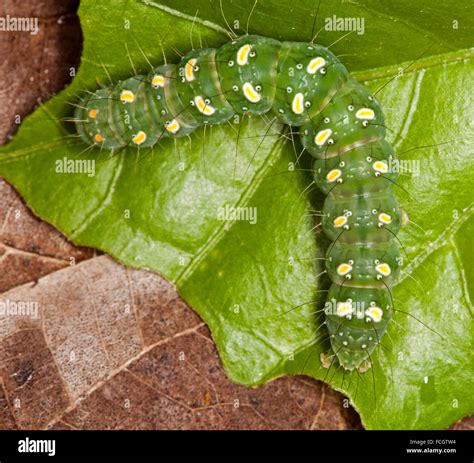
xmin=141 ymin=0 xmax=230 ymax=37
xmin=0 ymin=138 xmax=77 ymax=162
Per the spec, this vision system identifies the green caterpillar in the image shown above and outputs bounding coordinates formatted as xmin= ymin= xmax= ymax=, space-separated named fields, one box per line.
xmin=75 ymin=35 xmax=405 ymax=372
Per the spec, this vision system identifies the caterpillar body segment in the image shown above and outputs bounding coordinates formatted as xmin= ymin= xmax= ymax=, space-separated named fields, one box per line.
xmin=216 ymin=36 xmax=281 ymax=114
xmin=271 ymin=42 xmax=348 ymax=124
xmin=312 ymin=141 xmax=397 ymax=195
xmin=74 ymin=34 xmax=404 ymax=371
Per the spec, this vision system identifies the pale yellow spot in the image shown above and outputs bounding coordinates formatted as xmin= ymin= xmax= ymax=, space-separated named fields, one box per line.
xmin=185 ymin=58 xmax=197 ymax=82
xmin=373 ymin=161 xmax=388 ymax=173
xmin=336 ymin=302 xmax=353 ymax=317
xmin=356 ymin=108 xmax=375 ymax=120
xmin=291 ymin=92 xmax=305 ymax=115
xmin=237 ymin=44 xmax=251 ymax=65
xmin=337 ymin=263 xmax=353 ymax=276
xmin=165 ymin=119 xmax=180 ymax=134
xmin=88 ymin=109 xmax=98 ymax=119
xmin=194 ymin=96 xmax=216 ymax=116
xmin=242 ymin=82 xmax=261 ymax=103
xmin=94 ymin=133 xmax=105 ymax=143
xmin=314 ymin=129 xmax=332 ymax=146
xmin=307 ymin=57 xmax=326 ymax=74
xmin=378 ymin=213 xmax=392 ymax=224
xmin=132 ymin=131 xmax=147 ymax=145
xmin=365 ymin=307 xmax=383 ymax=323
xmin=120 ymin=90 xmax=135 ymax=103
xmin=402 ymin=209 xmax=410 ymax=226
xmin=375 ymin=263 xmax=391 ymax=276
xmin=151 ymin=74 xmax=166 ymax=88
xmin=326 ymin=169 xmax=342 ymax=183
xmin=333 ymin=215 xmax=347 ymax=228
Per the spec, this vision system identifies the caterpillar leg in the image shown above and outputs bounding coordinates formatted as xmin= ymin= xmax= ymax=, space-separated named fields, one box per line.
xmin=358 ymin=359 xmax=372 ymax=374
xmin=320 ymin=351 xmax=332 ymax=369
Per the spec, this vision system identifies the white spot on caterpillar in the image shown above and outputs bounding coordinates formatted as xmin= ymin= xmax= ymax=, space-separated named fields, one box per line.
xmin=194 ymin=96 xmax=216 ymax=115
xmin=365 ymin=306 xmax=383 ymax=323
xmin=307 ymin=57 xmax=326 ymax=74
xmin=165 ymin=119 xmax=180 ymax=134
xmin=326 ymin=169 xmax=342 ymax=183
xmin=120 ymin=90 xmax=135 ymax=103
xmin=375 ymin=263 xmax=391 ymax=276
xmin=314 ymin=129 xmax=332 ymax=146
xmin=185 ymin=58 xmax=197 ymax=81
xmin=237 ymin=44 xmax=252 ymax=65
xmin=132 ymin=131 xmax=147 ymax=145
xmin=242 ymin=82 xmax=261 ymax=103
xmin=337 ymin=263 xmax=352 ymax=276
xmin=292 ymin=92 xmax=305 ymax=114
xmin=356 ymin=108 xmax=375 ymax=120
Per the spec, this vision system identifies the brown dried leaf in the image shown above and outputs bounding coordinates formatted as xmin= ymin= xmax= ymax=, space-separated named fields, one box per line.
xmin=0 ymin=247 xmax=361 ymax=430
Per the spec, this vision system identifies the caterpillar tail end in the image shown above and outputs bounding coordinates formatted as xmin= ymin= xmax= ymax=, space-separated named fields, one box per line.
xmin=320 ymin=350 xmax=372 ymax=373
xmin=332 ymin=349 xmax=372 ymax=372
xmin=322 ymin=284 xmax=392 ymax=372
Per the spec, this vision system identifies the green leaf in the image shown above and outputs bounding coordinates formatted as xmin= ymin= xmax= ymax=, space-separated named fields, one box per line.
xmin=0 ymin=0 xmax=473 ymax=429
